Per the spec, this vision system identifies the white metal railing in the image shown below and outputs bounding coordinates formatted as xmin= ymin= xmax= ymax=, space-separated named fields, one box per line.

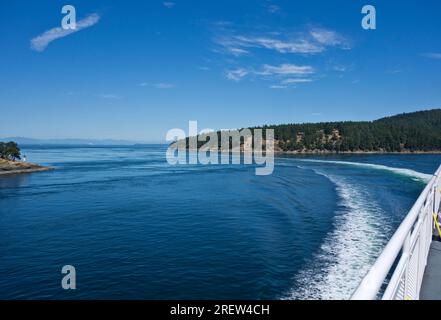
xmin=351 ymin=165 xmax=441 ymax=300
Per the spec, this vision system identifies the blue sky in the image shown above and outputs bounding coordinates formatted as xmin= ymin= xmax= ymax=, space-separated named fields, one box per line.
xmin=0 ymin=0 xmax=440 ymax=142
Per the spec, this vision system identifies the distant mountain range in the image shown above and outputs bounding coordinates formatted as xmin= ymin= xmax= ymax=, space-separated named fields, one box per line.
xmin=0 ymin=137 xmax=145 ymax=146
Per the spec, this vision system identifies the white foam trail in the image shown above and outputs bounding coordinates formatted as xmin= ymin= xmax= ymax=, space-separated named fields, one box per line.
xmin=285 ymin=171 xmax=391 ymax=300
xmin=298 ymin=159 xmax=432 ymax=183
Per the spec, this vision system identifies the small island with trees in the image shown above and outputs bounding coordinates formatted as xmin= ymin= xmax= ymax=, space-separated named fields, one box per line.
xmin=0 ymin=141 xmax=51 ymax=176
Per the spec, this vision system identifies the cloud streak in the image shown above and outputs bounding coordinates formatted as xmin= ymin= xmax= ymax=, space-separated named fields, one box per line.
xmin=30 ymin=13 xmax=100 ymax=52
xmin=281 ymin=78 xmax=313 ymax=84
xmin=421 ymin=52 xmax=441 ymax=59
xmin=154 ymin=83 xmax=175 ymax=89
xmin=214 ymin=27 xmax=350 ymax=56
xmin=310 ymin=28 xmax=350 ymax=49
xmin=163 ymin=2 xmax=175 ymax=8
xmin=225 ymin=68 xmax=249 ymax=81
xmin=270 ymin=85 xmax=288 ymax=89
xmin=226 ymin=64 xmax=314 ymax=87
xmin=258 ymin=64 xmax=314 ymax=76
xmin=266 ymin=4 xmax=281 ymax=14
xmin=97 ymin=94 xmax=121 ymax=99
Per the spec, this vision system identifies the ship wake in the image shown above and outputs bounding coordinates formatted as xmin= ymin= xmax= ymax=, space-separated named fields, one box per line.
xmin=284 ymin=171 xmax=391 ymax=300
xmin=297 ymin=159 xmax=432 ymax=183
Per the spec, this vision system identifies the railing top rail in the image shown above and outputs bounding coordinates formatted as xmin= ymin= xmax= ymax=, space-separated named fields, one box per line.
xmin=351 ymin=164 xmax=441 ymax=300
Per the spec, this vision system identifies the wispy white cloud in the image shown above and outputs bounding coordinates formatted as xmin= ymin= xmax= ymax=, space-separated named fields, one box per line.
xmin=225 ymin=64 xmax=314 ymax=88
xmin=213 ymin=21 xmax=233 ymax=28
xmin=213 ymin=27 xmax=349 ymax=56
xmin=281 ymin=78 xmax=313 ymax=84
xmin=310 ymin=28 xmax=350 ymax=49
xmin=220 ymin=35 xmax=324 ymax=54
xmin=30 ymin=13 xmax=100 ymax=52
xmin=421 ymin=52 xmax=441 ymax=59
xmin=229 ymin=47 xmax=249 ymax=56
xmin=97 ymin=94 xmax=121 ymax=99
xmin=332 ymin=65 xmax=348 ymax=72
xmin=266 ymin=4 xmax=281 ymax=14
xmin=225 ymin=68 xmax=249 ymax=81
xmin=154 ymin=83 xmax=175 ymax=89
xmin=270 ymin=85 xmax=288 ymax=89
xmin=214 ymin=36 xmax=251 ymax=56
xmin=258 ymin=64 xmax=314 ymax=76
xmin=163 ymin=2 xmax=175 ymax=8
xmin=385 ymin=69 xmax=403 ymax=74
xmin=139 ymin=82 xmax=176 ymax=89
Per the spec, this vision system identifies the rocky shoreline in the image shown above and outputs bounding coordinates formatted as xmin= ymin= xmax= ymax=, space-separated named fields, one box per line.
xmin=277 ymin=150 xmax=441 ymax=155
xmin=0 ymin=159 xmax=53 ymax=176
xmin=187 ymin=145 xmax=441 ymax=155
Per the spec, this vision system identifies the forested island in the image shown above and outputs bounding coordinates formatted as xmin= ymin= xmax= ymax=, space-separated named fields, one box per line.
xmin=270 ymin=109 xmax=441 ymax=153
xmin=188 ymin=109 xmax=441 ymax=153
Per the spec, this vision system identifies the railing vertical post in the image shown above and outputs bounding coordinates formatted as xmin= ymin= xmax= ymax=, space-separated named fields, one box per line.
xmin=434 ymin=185 xmax=438 ymax=218
xmin=433 ymin=168 xmax=441 ymax=215
xmin=402 ymin=232 xmax=411 ymax=298
xmin=417 ymin=209 xmax=427 ymax=299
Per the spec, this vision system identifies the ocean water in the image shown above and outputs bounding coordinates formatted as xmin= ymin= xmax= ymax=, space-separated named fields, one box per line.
xmin=0 ymin=145 xmax=440 ymax=300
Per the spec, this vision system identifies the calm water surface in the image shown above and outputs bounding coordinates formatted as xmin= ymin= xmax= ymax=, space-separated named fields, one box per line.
xmin=0 ymin=145 xmax=440 ymax=299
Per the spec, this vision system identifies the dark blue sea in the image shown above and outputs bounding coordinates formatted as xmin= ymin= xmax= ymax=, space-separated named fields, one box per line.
xmin=0 ymin=145 xmax=440 ymax=300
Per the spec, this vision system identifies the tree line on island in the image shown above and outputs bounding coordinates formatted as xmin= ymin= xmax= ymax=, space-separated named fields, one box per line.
xmin=187 ymin=109 xmax=441 ymax=153
xmin=267 ymin=109 xmax=441 ymax=152
xmin=0 ymin=141 xmax=21 ymax=161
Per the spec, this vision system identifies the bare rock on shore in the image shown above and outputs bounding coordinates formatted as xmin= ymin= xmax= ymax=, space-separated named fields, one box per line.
xmin=0 ymin=159 xmax=52 ymax=176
